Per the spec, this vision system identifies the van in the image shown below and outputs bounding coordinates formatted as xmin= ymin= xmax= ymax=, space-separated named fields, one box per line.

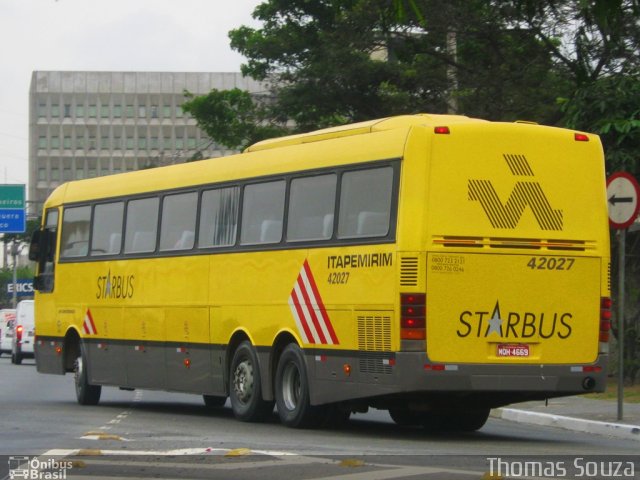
xmin=0 ymin=309 xmax=16 ymax=357
xmin=12 ymin=300 xmax=34 ymax=364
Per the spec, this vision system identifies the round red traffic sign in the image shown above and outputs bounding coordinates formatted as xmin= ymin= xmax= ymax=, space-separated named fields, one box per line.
xmin=607 ymin=172 xmax=640 ymax=229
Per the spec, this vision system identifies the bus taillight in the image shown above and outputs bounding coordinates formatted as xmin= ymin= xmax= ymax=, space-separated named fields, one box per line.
xmin=401 ymin=293 xmax=426 ymax=340
xmin=600 ymin=297 xmax=612 ymax=342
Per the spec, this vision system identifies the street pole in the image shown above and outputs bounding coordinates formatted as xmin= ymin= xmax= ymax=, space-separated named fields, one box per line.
xmin=11 ymin=239 xmax=18 ymax=309
xmin=617 ymin=229 xmax=625 ymax=421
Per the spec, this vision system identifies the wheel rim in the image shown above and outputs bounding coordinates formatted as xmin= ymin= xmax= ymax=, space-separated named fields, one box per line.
xmin=233 ymin=359 xmax=254 ymax=404
xmin=74 ymin=356 xmax=83 ymax=391
xmin=281 ymin=361 xmax=301 ymax=411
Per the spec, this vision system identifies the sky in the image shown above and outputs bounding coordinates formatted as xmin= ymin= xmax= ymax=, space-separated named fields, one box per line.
xmin=0 ymin=0 xmax=263 ymax=188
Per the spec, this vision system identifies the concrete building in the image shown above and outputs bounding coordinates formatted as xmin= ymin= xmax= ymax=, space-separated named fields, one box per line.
xmin=28 ymin=71 xmax=266 ymax=215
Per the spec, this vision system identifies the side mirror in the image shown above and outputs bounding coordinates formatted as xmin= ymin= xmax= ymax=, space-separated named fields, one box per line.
xmin=29 ymin=229 xmax=55 ymax=263
xmin=28 ymin=230 xmax=42 ymax=261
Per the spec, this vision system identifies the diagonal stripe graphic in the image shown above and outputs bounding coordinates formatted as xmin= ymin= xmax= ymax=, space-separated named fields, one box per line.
xmin=288 ymin=260 xmax=339 ymax=345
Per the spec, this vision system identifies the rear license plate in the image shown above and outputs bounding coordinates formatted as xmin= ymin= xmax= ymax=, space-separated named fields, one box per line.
xmin=497 ymin=344 xmax=530 ymax=357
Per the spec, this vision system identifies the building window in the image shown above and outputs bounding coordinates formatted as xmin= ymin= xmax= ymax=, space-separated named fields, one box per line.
xmin=88 ymin=105 xmax=97 ymax=118
xmin=113 ymin=104 xmax=122 ymax=117
xmin=163 ymin=105 xmax=171 ymax=118
xmin=51 ymin=136 xmax=60 ymax=149
xmin=175 ymin=138 xmax=184 ymax=150
xmin=126 ymin=105 xmax=135 ymax=118
xmin=51 ymin=104 xmax=59 ymax=118
xmin=38 ymin=168 xmax=47 ymax=181
xmin=101 ymin=136 xmax=109 ymax=150
xmin=38 ymin=103 xmax=47 ymax=118
xmin=150 ymin=105 xmax=158 ymax=118
xmin=126 ymin=137 xmax=134 ymax=150
xmin=176 ymin=105 xmax=184 ymax=118
xmin=150 ymin=137 xmax=159 ymax=149
xmin=76 ymin=134 xmax=85 ymax=150
xmin=38 ymin=136 xmax=47 ymax=149
xmin=138 ymin=136 xmax=147 ymax=149
xmin=75 ymin=168 xmax=85 ymax=180
xmin=187 ymin=137 xmax=196 ymax=149
xmin=64 ymin=104 xmax=71 ymax=118
xmin=138 ymin=105 xmax=146 ymax=118
xmin=76 ymin=104 xmax=84 ymax=117
xmin=51 ymin=168 xmax=60 ymax=181
xmin=63 ymin=136 xmax=71 ymax=149
xmin=63 ymin=166 xmax=72 ymax=181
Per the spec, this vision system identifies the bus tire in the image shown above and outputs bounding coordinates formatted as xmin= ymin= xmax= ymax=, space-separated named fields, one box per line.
xmin=203 ymin=394 xmax=227 ymax=408
xmin=449 ymin=408 xmax=490 ymax=432
xmin=11 ymin=347 xmax=22 ymax=365
xmin=74 ymin=343 xmax=101 ymax=405
xmin=388 ymin=407 xmax=420 ymax=426
xmin=229 ymin=341 xmax=273 ymax=422
xmin=275 ymin=344 xmax=325 ymax=428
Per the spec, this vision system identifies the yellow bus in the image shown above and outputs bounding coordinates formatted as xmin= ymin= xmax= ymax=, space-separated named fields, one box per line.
xmin=29 ymin=114 xmax=611 ymax=431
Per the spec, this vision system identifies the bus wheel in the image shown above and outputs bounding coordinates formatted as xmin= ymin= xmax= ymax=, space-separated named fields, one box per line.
xmin=275 ymin=344 xmax=325 ymax=428
xmin=448 ymin=408 xmax=490 ymax=432
xmin=229 ymin=341 xmax=273 ymax=422
xmin=11 ymin=348 xmax=22 ymax=365
xmin=74 ymin=344 xmax=101 ymax=405
xmin=388 ymin=407 xmax=420 ymax=426
xmin=203 ymin=395 xmax=227 ymax=408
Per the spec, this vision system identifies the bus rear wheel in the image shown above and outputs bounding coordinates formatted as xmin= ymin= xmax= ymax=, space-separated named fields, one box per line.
xmin=275 ymin=344 xmax=326 ymax=428
xmin=229 ymin=341 xmax=273 ymax=422
xmin=74 ymin=344 xmax=101 ymax=405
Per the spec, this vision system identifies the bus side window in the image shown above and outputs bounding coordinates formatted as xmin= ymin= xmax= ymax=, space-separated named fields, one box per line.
xmin=90 ymin=202 xmax=124 ymax=255
xmin=159 ymin=192 xmax=197 ymax=251
xmin=287 ymin=174 xmax=337 ymax=242
xmin=60 ymin=206 xmax=91 ymax=258
xmin=198 ymin=186 xmax=240 ymax=248
xmin=240 ymin=181 xmax=286 ymax=245
xmin=124 ymin=197 xmax=159 ymax=254
xmin=338 ymin=167 xmax=393 ymax=239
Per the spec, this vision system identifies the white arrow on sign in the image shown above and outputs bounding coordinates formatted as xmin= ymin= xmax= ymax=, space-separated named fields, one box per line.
xmin=606 ymin=172 xmax=640 ymax=229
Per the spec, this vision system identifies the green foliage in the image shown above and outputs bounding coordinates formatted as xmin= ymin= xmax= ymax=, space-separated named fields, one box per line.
xmin=560 ymin=74 xmax=640 ymax=175
xmin=181 ymin=88 xmax=289 ymax=151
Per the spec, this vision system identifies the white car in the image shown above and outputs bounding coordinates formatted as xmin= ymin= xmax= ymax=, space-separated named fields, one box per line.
xmin=0 ymin=309 xmax=16 ymax=357
xmin=12 ymin=300 xmax=34 ymax=365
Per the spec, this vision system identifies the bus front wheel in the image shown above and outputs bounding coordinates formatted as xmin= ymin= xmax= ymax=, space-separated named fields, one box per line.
xmin=275 ymin=344 xmax=326 ymax=428
xmin=229 ymin=341 xmax=273 ymax=422
xmin=74 ymin=344 xmax=101 ymax=405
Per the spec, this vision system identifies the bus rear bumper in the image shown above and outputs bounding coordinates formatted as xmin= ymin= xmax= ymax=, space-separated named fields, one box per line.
xmin=308 ymin=350 xmax=608 ymax=407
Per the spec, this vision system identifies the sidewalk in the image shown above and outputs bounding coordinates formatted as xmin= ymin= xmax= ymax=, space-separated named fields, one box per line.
xmin=493 ymin=396 xmax=640 ymax=441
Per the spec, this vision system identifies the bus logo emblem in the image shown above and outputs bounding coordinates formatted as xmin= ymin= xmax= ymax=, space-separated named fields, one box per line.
xmin=288 ymin=260 xmax=339 ymax=345
xmin=468 ymin=154 xmax=563 ymax=231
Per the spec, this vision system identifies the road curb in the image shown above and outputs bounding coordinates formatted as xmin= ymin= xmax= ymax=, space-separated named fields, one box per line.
xmin=493 ymin=408 xmax=640 ymax=441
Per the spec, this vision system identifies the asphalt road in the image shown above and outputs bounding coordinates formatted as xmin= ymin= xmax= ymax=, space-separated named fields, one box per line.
xmin=0 ymin=356 xmax=638 ymax=480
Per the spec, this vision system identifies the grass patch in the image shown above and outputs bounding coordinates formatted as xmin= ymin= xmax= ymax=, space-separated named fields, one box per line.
xmin=584 ymin=378 xmax=640 ymax=403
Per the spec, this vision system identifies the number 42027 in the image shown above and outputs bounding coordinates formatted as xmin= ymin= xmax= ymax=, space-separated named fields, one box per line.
xmin=527 ymin=257 xmax=575 ymax=271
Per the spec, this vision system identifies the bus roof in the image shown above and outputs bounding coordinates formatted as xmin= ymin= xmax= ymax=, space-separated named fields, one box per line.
xmin=244 ymin=114 xmax=484 ymax=152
